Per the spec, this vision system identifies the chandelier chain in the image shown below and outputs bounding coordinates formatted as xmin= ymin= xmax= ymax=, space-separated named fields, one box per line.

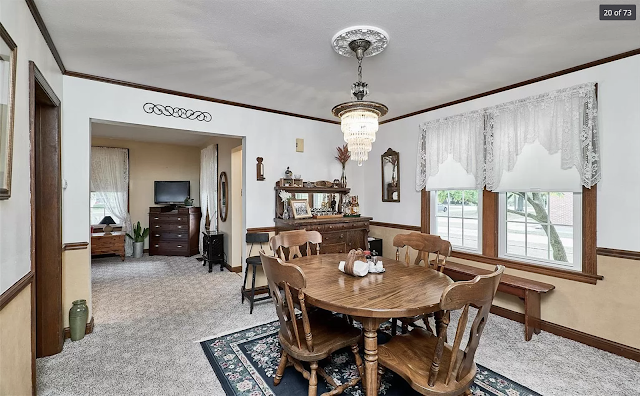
xmin=357 ymin=57 xmax=363 ymax=82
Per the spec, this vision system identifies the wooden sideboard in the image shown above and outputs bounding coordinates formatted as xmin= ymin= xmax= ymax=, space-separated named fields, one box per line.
xmin=91 ymin=232 xmax=125 ymax=260
xmin=275 ymin=217 xmax=372 ymax=254
xmin=149 ymin=206 xmax=201 ymax=256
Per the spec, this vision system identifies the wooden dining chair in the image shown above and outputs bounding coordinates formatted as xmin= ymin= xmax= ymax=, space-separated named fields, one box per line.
xmin=393 ymin=232 xmax=452 ymax=272
xmin=259 ymin=251 xmax=364 ymax=396
xmin=391 ymin=233 xmax=453 ymax=335
xmin=270 ymin=229 xmax=322 ymax=261
xmin=377 ymin=265 xmax=505 ymax=396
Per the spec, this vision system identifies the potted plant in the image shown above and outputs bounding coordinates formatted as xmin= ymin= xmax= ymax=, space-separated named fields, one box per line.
xmin=126 ymin=221 xmax=149 ymax=258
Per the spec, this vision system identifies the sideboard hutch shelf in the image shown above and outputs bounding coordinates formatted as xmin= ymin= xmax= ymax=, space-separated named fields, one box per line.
xmin=274 ymin=183 xmax=371 ymax=253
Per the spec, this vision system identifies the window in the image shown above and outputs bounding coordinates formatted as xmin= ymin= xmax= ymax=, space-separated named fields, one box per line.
xmin=431 ymin=190 xmax=482 ymax=251
xmin=499 ymin=192 xmax=581 ymax=271
xmin=90 ymin=192 xmax=120 ymax=225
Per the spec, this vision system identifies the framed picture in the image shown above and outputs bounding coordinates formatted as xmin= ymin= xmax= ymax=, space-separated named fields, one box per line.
xmin=290 ymin=199 xmax=312 ymax=219
xmin=0 ymin=24 xmax=17 ymax=200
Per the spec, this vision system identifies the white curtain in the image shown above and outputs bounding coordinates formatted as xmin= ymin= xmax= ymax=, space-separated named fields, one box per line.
xmin=200 ymin=144 xmax=218 ymax=253
xmin=486 ymin=82 xmax=599 ymax=191
xmin=416 ymin=111 xmax=485 ymax=191
xmin=91 ymin=147 xmax=133 ymax=256
xmin=415 ymin=82 xmax=600 ymax=192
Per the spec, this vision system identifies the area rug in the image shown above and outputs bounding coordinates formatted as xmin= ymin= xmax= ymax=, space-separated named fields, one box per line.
xmin=201 ymin=320 xmax=541 ymax=396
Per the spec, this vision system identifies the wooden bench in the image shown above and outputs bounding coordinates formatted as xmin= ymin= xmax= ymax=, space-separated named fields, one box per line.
xmin=443 ymin=262 xmax=555 ymax=341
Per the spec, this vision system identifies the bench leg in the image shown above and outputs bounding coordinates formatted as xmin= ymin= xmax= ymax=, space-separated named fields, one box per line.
xmin=524 ymin=290 xmax=541 ymax=341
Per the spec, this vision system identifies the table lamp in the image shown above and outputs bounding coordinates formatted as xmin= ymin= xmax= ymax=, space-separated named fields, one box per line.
xmin=100 ymin=216 xmax=116 ymax=234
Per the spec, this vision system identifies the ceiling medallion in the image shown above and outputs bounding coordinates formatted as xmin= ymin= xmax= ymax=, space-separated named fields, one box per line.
xmin=331 ymin=26 xmax=389 ymax=166
xmin=331 ymin=26 xmax=389 ymax=58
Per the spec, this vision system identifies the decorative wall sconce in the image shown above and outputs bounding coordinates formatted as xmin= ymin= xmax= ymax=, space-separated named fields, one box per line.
xmin=256 ymin=157 xmax=265 ymax=181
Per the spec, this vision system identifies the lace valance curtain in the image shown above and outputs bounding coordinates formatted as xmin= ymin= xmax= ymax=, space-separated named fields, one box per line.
xmin=416 ymin=112 xmax=485 ymax=191
xmin=416 ymin=82 xmax=600 ymax=192
xmin=91 ymin=147 xmax=133 ymax=256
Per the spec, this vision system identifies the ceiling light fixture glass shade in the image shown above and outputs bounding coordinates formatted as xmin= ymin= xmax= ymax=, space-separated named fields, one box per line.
xmin=331 ymin=28 xmax=389 ymax=166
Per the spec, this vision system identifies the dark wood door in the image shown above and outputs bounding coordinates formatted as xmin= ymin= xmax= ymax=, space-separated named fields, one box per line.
xmin=31 ymin=62 xmax=63 ymax=357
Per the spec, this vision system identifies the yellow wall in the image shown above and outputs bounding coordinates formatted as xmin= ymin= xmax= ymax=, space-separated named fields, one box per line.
xmin=369 ymin=225 xmax=640 ymax=350
xmin=62 ymin=249 xmax=92 ymax=328
xmin=0 ymin=285 xmax=33 ymax=395
xmin=91 ymin=137 xmax=201 ymax=249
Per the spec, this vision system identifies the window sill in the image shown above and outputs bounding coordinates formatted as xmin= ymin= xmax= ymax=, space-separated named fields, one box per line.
xmin=451 ymin=251 xmax=603 ymax=284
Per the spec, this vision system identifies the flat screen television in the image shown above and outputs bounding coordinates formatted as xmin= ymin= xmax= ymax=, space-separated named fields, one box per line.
xmin=154 ymin=181 xmax=190 ymax=204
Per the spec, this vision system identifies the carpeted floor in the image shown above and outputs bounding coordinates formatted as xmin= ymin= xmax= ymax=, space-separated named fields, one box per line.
xmin=37 ymin=255 xmax=640 ymax=396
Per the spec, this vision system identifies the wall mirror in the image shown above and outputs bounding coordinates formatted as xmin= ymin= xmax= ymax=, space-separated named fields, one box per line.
xmin=219 ymin=171 xmax=228 ymax=222
xmin=381 ymin=148 xmax=400 ymax=202
xmin=0 ymin=24 xmax=17 ymax=199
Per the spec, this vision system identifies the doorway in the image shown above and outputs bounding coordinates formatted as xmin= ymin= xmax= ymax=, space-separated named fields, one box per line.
xmin=231 ymin=145 xmax=243 ymax=268
xmin=29 ymin=62 xmax=63 ymax=358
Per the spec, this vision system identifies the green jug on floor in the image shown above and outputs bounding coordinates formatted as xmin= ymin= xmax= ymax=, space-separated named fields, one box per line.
xmin=69 ymin=299 xmax=89 ymax=341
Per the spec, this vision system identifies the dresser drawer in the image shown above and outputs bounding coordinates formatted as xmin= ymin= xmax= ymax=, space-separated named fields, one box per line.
xmin=149 ymin=241 xmax=189 ymax=255
xmin=321 ymin=243 xmax=346 ymax=254
xmin=150 ymin=231 xmax=188 ymax=241
xmin=149 ymin=214 xmax=189 ymax=224
xmin=149 ymin=222 xmax=188 ymax=232
xmin=323 ymin=231 xmax=347 ymax=244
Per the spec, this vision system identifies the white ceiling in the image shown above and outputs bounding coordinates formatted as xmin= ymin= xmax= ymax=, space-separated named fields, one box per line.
xmin=37 ymin=0 xmax=640 ymax=121
xmin=91 ymin=121 xmax=240 ymax=147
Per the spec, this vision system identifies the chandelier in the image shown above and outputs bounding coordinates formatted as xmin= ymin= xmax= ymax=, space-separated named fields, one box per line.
xmin=332 ymin=27 xmax=389 ymax=166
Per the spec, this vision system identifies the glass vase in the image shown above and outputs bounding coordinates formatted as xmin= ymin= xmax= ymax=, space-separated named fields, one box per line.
xmin=340 ymin=165 xmax=347 ymax=188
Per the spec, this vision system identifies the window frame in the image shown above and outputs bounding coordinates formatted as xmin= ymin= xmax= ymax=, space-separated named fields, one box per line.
xmin=421 ymin=187 xmax=601 ymax=284
xmin=498 ymin=191 xmax=582 ymax=272
xmin=430 ymin=190 xmax=483 ymax=253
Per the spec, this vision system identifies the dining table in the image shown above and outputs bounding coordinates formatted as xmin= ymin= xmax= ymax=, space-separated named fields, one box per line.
xmin=291 ymin=253 xmax=454 ymax=396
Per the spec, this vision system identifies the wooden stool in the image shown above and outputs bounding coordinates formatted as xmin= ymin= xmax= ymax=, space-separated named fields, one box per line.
xmin=241 ymin=232 xmax=271 ymax=314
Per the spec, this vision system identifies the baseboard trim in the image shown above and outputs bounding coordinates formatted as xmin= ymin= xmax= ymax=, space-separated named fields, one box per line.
xmin=0 ymin=271 xmax=34 ymax=310
xmin=490 ymin=306 xmax=640 ymax=362
xmin=369 ymin=221 xmax=421 ymax=232
xmin=224 ymin=263 xmax=242 ymax=273
xmin=63 ymin=316 xmax=94 ymax=339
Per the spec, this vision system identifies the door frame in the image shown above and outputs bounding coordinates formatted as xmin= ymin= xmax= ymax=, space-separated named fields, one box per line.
xmin=29 ymin=61 xmax=62 ymax=388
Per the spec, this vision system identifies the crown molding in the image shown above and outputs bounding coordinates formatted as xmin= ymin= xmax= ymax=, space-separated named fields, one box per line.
xmin=380 ymin=47 xmax=640 ymax=124
xmin=25 ymin=0 xmax=65 ymax=73
xmin=64 ymin=71 xmax=339 ymax=124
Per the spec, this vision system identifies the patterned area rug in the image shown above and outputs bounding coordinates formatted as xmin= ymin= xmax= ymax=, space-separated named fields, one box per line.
xmin=201 ymin=320 xmax=541 ymax=396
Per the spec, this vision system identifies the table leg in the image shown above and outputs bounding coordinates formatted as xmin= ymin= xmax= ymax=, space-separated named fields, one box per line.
xmin=355 ymin=317 xmax=385 ymax=396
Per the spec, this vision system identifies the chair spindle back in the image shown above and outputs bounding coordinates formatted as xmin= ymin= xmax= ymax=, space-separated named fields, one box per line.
xmin=270 ymin=230 xmax=322 ymax=261
xmin=392 ymin=232 xmax=452 ymax=272
xmin=428 ymin=265 xmax=504 ymax=387
xmin=259 ymin=251 xmax=315 ymax=352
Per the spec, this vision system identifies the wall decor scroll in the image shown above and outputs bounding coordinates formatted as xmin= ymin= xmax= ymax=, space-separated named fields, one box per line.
xmin=0 ymin=23 xmax=17 ymax=199
xmin=143 ymin=102 xmax=212 ymax=122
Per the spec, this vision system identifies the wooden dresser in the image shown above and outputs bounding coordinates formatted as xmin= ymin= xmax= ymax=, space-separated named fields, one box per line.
xmin=275 ymin=217 xmax=372 ymax=254
xmin=149 ymin=206 xmax=201 ymax=256
xmin=91 ymin=232 xmax=125 ymax=260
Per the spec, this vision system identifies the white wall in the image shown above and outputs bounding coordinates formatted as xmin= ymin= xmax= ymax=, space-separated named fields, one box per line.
xmin=360 ymin=55 xmax=640 ymax=252
xmin=62 ymin=76 xmax=348 ymax=244
xmin=0 ymin=1 xmax=63 ymax=293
